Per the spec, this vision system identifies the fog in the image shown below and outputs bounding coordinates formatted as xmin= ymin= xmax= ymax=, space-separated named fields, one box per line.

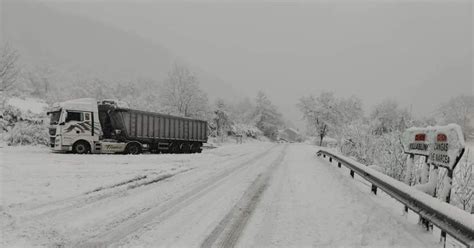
xmin=10 ymin=0 xmax=474 ymax=128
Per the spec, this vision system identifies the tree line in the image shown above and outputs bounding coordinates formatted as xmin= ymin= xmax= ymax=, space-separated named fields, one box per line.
xmin=0 ymin=44 xmax=285 ymax=142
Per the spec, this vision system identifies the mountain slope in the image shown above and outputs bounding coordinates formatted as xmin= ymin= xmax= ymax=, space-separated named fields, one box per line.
xmin=2 ymin=0 xmax=239 ymax=101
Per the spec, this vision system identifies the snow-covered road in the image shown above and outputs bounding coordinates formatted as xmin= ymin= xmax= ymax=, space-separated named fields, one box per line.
xmin=237 ymin=144 xmax=437 ymax=248
xmin=1 ymin=143 xmax=438 ymax=247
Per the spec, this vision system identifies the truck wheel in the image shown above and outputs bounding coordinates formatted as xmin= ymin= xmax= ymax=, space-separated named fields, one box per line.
xmin=73 ymin=141 xmax=90 ymax=154
xmin=192 ymin=143 xmax=202 ymax=153
xmin=125 ymin=143 xmax=141 ymax=155
xmin=181 ymin=143 xmax=191 ymax=153
xmin=170 ymin=143 xmax=180 ymax=154
xmin=195 ymin=146 xmax=202 ymax=153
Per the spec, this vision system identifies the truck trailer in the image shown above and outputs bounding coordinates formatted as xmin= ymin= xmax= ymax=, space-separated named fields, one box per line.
xmin=47 ymin=98 xmax=208 ymax=154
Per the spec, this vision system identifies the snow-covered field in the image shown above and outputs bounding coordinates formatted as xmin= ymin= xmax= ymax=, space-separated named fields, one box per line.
xmin=1 ymin=142 xmax=441 ymax=247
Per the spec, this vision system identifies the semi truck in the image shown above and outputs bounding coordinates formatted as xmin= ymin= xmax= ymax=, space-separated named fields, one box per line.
xmin=47 ymin=98 xmax=208 ymax=154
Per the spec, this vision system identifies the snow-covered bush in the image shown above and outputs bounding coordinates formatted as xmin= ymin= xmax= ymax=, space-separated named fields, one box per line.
xmin=452 ymin=151 xmax=473 ymax=211
xmin=1 ymin=104 xmax=23 ymax=129
xmin=5 ymin=121 xmax=48 ymax=146
xmin=1 ymin=97 xmax=49 ymax=146
xmin=340 ymin=122 xmax=407 ymax=181
xmin=340 ymin=121 xmax=376 ymax=166
xmin=372 ymin=131 xmax=407 ymax=181
xmin=231 ymin=123 xmax=263 ymax=139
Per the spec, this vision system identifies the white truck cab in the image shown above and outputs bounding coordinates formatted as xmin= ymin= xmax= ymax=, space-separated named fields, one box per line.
xmin=47 ymin=98 xmax=102 ymax=153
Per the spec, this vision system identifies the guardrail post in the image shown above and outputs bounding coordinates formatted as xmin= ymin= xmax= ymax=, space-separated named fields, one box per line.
xmin=419 ymin=164 xmax=438 ymax=232
xmin=403 ymin=154 xmax=415 ymax=217
xmin=420 ymin=157 xmax=430 ymax=184
xmin=350 ymin=170 xmax=354 ymax=178
xmin=440 ymin=232 xmax=446 ymax=248
xmin=338 ymin=162 xmax=341 ymax=168
xmin=440 ymin=169 xmax=454 ymax=247
xmin=371 ymin=184 xmax=377 ymax=195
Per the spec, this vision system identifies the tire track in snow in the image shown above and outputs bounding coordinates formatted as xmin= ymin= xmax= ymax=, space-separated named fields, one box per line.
xmin=201 ymin=144 xmax=287 ymax=248
xmin=86 ymin=175 xmax=149 ymax=194
xmin=73 ymin=144 xmax=280 ymax=248
xmin=18 ymin=152 xmax=251 ymax=217
xmin=16 ymin=149 xmax=253 ymax=220
xmin=18 ymin=169 xmax=191 ymax=221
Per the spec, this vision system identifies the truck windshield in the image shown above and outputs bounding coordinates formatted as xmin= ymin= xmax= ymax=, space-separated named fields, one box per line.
xmin=49 ymin=111 xmax=61 ymax=125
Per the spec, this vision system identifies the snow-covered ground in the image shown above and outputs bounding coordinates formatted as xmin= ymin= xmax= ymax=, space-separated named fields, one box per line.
xmin=0 ymin=143 xmax=265 ymax=206
xmin=1 ymin=143 xmax=443 ymax=247
xmin=466 ymin=141 xmax=474 ymax=157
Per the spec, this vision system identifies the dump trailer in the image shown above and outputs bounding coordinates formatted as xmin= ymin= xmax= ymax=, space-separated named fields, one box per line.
xmin=47 ymin=98 xmax=207 ymax=154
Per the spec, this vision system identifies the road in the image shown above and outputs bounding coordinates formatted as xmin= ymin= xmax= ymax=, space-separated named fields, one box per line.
xmin=1 ymin=143 xmax=436 ymax=247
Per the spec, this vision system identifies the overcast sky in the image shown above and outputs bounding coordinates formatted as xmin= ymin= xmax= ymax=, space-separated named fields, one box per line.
xmin=42 ymin=0 xmax=472 ymax=128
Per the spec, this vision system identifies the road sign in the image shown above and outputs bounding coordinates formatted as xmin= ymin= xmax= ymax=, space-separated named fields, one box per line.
xmin=428 ymin=126 xmax=465 ymax=170
xmin=402 ymin=127 xmax=430 ymax=156
xmin=402 ymin=124 xmax=465 ymax=170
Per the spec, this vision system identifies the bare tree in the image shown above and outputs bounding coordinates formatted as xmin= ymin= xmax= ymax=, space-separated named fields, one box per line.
xmin=0 ymin=44 xmax=20 ymax=92
xmin=213 ymin=98 xmax=231 ymax=139
xmin=338 ymin=95 xmax=363 ymax=124
xmin=159 ymin=63 xmax=209 ymax=118
xmin=252 ymin=91 xmax=283 ymax=140
xmin=370 ymin=99 xmax=411 ymax=135
xmin=297 ymin=92 xmax=339 ymax=146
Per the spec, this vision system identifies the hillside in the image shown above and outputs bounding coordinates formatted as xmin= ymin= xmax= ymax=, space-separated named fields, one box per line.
xmin=1 ymin=0 xmax=239 ymax=101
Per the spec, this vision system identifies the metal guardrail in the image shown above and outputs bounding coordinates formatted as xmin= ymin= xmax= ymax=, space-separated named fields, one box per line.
xmin=317 ymin=149 xmax=474 ymax=248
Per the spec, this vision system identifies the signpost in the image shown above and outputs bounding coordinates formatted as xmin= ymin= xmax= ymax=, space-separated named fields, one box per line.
xmin=402 ymin=124 xmax=465 ymax=247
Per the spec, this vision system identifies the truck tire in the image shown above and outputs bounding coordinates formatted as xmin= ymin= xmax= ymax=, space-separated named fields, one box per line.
xmin=73 ymin=141 xmax=91 ymax=154
xmin=170 ymin=143 xmax=180 ymax=154
xmin=182 ymin=143 xmax=191 ymax=153
xmin=192 ymin=143 xmax=202 ymax=153
xmin=195 ymin=146 xmax=202 ymax=153
xmin=125 ymin=143 xmax=141 ymax=155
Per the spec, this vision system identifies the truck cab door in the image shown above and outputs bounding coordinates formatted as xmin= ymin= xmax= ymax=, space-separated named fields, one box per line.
xmin=62 ymin=111 xmax=95 ymax=146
